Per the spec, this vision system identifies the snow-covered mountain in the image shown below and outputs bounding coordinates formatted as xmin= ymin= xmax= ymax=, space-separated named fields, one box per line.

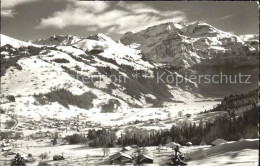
xmin=120 ymin=22 xmax=258 ymax=68
xmin=2 ymin=34 xmax=39 ymax=48
xmin=28 ymin=35 xmax=83 ymax=46
xmin=0 ymin=22 xmax=258 ymax=120
xmin=1 ymin=33 xmax=201 ymax=119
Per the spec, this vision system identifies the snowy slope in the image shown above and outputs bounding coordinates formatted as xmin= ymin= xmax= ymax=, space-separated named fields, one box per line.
xmin=1 ymin=34 xmax=39 ymax=48
xmin=239 ymin=34 xmax=259 ymax=41
xmin=1 ymin=20 xmax=258 ymax=121
xmin=1 ymin=34 xmax=200 ymax=121
xmin=187 ymin=139 xmax=258 ymax=166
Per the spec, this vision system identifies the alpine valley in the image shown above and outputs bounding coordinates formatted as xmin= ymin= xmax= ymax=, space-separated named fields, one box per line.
xmin=1 ymin=20 xmax=259 ymax=166
xmin=1 ymin=22 xmax=258 ymax=125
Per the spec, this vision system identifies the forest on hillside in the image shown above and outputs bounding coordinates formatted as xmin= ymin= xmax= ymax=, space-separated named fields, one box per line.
xmin=117 ymin=104 xmax=258 ymax=146
xmin=65 ymin=89 xmax=259 ymax=147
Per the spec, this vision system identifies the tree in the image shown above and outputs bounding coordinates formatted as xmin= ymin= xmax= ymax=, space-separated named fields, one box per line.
xmin=166 ymin=136 xmax=172 ymax=144
xmin=11 ymin=154 xmax=26 ymax=166
xmin=102 ymin=147 xmax=110 ymax=156
xmin=39 ymin=153 xmax=48 ymax=160
xmin=157 ymin=144 xmax=162 ymax=154
xmin=3 ymin=152 xmax=8 ymax=166
xmin=38 ymin=162 xmax=51 ymax=166
xmin=86 ymin=154 xmax=89 ymax=162
xmin=142 ymin=147 xmax=147 ymax=155
xmin=7 ymin=95 xmax=15 ymax=102
xmin=135 ymin=148 xmax=144 ymax=166
xmin=52 ymin=138 xmax=57 ymax=146
xmin=178 ymin=111 xmax=183 ymax=117
xmin=65 ymin=133 xmax=88 ymax=144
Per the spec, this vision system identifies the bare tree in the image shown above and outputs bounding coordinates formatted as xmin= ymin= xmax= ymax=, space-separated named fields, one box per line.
xmin=102 ymin=147 xmax=110 ymax=156
xmin=142 ymin=147 xmax=147 ymax=155
xmin=157 ymin=144 xmax=162 ymax=154
xmin=167 ymin=113 xmax=171 ymax=119
xmin=3 ymin=152 xmax=8 ymax=166
xmin=39 ymin=153 xmax=48 ymax=160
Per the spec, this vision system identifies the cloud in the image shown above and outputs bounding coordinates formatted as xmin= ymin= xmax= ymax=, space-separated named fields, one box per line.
xmin=1 ymin=0 xmax=66 ymax=17
xmin=117 ymin=1 xmax=160 ymax=14
xmin=1 ymin=9 xmax=16 ymax=17
xmin=216 ymin=14 xmax=233 ymax=21
xmin=214 ymin=13 xmax=239 ymax=23
xmin=35 ymin=1 xmax=187 ymax=34
xmin=72 ymin=1 xmax=109 ymax=13
xmin=1 ymin=0 xmax=39 ymax=17
xmin=1 ymin=0 xmax=40 ymax=9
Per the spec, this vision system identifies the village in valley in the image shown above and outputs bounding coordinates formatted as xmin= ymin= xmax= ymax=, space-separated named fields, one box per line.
xmin=0 ymin=91 xmax=259 ymax=166
xmin=1 ymin=1 xmax=259 ymax=165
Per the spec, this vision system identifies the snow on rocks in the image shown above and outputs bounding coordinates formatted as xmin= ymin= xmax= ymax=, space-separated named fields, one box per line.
xmin=120 ymin=22 xmax=258 ymax=68
xmin=1 ymin=34 xmax=39 ymax=48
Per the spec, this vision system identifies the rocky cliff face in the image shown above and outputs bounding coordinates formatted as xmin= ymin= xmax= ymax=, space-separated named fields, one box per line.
xmin=29 ymin=35 xmax=83 ymax=46
xmin=120 ymin=22 xmax=258 ymax=68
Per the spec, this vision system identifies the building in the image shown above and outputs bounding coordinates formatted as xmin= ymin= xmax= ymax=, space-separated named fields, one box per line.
xmin=186 ymin=142 xmax=192 ymax=146
xmin=139 ymin=154 xmax=153 ymax=164
xmin=2 ymin=146 xmax=12 ymax=151
xmin=186 ymin=113 xmax=192 ymax=118
xmin=109 ymin=152 xmax=132 ymax=165
xmin=211 ymin=139 xmax=227 ymax=146
xmin=130 ymin=145 xmax=139 ymax=149
xmin=122 ymin=146 xmax=133 ymax=154
xmin=166 ymin=142 xmax=181 ymax=148
xmin=123 ymin=146 xmax=132 ymax=151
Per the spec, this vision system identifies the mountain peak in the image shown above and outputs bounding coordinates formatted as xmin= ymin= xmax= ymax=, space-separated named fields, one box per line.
xmin=86 ymin=33 xmax=115 ymax=44
xmin=29 ymin=35 xmax=83 ymax=46
xmin=120 ymin=21 xmax=258 ymax=68
xmin=1 ymin=34 xmax=37 ymax=48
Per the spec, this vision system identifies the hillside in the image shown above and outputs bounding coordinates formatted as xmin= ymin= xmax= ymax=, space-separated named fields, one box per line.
xmin=1 ymin=33 xmax=200 ymax=120
xmin=1 ymin=21 xmax=259 ymax=120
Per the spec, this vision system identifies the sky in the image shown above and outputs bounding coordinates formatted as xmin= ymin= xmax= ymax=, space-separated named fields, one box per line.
xmin=1 ymin=0 xmax=259 ymax=41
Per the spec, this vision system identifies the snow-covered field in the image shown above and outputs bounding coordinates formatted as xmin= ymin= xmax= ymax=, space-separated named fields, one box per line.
xmin=187 ymin=139 xmax=259 ymax=166
xmin=0 ymin=139 xmax=257 ymax=166
xmin=1 ymin=93 xmax=219 ymax=126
